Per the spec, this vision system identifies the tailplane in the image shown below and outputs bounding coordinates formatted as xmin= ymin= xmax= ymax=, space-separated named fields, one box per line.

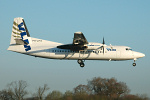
xmin=9 ymin=17 xmax=32 ymax=51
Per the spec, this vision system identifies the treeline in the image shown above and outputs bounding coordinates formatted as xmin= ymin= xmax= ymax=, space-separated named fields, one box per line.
xmin=0 ymin=77 xmax=148 ymax=100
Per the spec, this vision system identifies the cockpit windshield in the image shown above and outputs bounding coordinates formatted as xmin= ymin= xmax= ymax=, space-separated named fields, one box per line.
xmin=126 ymin=48 xmax=132 ymax=51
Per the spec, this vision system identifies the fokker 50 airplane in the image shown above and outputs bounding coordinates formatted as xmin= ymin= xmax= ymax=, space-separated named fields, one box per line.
xmin=8 ymin=17 xmax=145 ymax=67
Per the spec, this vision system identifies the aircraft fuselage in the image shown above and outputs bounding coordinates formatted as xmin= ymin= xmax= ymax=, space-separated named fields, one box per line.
xmin=8 ymin=38 xmax=145 ymax=61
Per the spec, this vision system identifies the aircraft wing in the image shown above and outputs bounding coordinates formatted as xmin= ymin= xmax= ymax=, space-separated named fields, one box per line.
xmin=73 ymin=32 xmax=88 ymax=45
xmin=57 ymin=32 xmax=88 ymax=51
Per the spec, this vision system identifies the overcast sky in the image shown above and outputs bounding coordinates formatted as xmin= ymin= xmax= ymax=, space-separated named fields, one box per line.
xmin=0 ymin=0 xmax=150 ymax=97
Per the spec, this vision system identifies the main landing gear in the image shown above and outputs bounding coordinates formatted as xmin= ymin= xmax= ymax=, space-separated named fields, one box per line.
xmin=77 ymin=59 xmax=85 ymax=67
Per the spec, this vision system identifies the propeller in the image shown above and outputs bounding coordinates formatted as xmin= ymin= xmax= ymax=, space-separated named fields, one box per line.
xmin=102 ymin=37 xmax=105 ymax=45
xmin=102 ymin=37 xmax=105 ymax=54
xmin=95 ymin=37 xmax=106 ymax=54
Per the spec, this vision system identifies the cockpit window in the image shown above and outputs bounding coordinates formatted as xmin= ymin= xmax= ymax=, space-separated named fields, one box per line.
xmin=126 ymin=48 xmax=132 ymax=51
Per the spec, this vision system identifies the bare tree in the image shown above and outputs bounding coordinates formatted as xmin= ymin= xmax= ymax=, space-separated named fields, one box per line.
xmin=0 ymin=89 xmax=14 ymax=100
xmin=34 ymin=84 xmax=49 ymax=100
xmin=7 ymin=80 xmax=28 ymax=100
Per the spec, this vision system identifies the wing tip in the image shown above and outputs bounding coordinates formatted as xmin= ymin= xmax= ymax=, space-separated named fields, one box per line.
xmin=74 ymin=32 xmax=83 ymax=34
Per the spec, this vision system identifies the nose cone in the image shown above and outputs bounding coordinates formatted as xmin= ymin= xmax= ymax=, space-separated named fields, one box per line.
xmin=140 ymin=53 xmax=145 ymax=58
xmin=138 ymin=53 xmax=145 ymax=58
xmin=133 ymin=52 xmax=145 ymax=58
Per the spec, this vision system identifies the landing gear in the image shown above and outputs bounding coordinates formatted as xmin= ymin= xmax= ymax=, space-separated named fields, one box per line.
xmin=132 ymin=58 xmax=137 ymax=67
xmin=80 ymin=63 xmax=85 ymax=67
xmin=77 ymin=59 xmax=85 ymax=67
xmin=132 ymin=63 xmax=136 ymax=66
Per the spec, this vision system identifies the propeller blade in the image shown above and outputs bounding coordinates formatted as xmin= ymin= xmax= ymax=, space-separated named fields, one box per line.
xmin=96 ymin=37 xmax=105 ymax=54
xmin=102 ymin=37 xmax=105 ymax=54
xmin=102 ymin=37 xmax=105 ymax=45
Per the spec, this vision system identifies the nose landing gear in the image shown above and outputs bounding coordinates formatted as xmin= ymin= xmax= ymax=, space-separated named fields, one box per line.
xmin=132 ymin=63 xmax=136 ymax=66
xmin=132 ymin=58 xmax=137 ymax=67
xmin=77 ymin=59 xmax=85 ymax=67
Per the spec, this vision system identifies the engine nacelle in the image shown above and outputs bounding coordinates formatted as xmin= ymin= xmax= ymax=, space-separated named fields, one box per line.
xmin=86 ymin=42 xmax=102 ymax=50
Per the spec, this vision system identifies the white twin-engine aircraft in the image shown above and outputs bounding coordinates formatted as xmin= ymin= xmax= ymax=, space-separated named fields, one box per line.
xmin=8 ymin=17 xmax=145 ymax=67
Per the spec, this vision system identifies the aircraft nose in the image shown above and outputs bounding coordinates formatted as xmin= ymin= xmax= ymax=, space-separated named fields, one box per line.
xmin=141 ymin=53 xmax=145 ymax=57
xmin=133 ymin=52 xmax=145 ymax=58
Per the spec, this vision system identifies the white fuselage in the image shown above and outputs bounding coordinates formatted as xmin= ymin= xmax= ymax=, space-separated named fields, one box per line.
xmin=8 ymin=38 xmax=145 ymax=61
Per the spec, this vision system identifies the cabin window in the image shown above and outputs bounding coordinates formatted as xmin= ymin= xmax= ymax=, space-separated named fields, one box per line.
xmin=93 ymin=51 xmax=97 ymax=53
xmin=126 ymin=48 xmax=132 ymax=51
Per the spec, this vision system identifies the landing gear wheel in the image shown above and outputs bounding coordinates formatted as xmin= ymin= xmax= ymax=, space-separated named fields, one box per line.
xmin=77 ymin=59 xmax=85 ymax=67
xmin=80 ymin=63 xmax=85 ymax=67
xmin=77 ymin=60 xmax=83 ymax=64
xmin=132 ymin=63 xmax=136 ymax=67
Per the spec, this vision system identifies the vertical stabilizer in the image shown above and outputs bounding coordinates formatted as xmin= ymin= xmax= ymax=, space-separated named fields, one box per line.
xmin=9 ymin=17 xmax=32 ymax=51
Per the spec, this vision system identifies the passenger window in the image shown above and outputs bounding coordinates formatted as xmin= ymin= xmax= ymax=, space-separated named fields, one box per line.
xmin=126 ymin=48 xmax=132 ymax=51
